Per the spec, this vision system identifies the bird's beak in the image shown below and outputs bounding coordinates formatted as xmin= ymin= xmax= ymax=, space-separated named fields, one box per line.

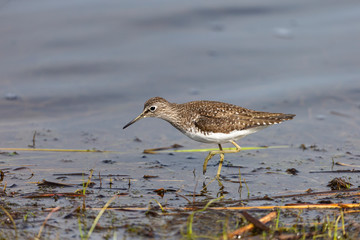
xmin=123 ymin=111 xmax=146 ymax=129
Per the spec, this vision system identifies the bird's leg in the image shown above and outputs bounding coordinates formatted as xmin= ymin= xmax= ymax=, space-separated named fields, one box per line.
xmin=203 ymin=151 xmax=217 ymax=174
xmin=228 ymin=140 xmax=242 ymax=153
xmin=216 ymin=144 xmax=225 ymax=179
xmin=202 ymin=141 xmax=242 ymax=175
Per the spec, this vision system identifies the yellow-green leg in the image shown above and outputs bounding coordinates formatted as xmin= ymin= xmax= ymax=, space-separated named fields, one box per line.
xmin=216 ymin=144 xmax=225 ymax=178
xmin=202 ymin=140 xmax=242 ymax=178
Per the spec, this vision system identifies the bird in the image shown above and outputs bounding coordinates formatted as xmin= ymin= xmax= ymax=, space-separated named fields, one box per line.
xmin=123 ymin=97 xmax=295 ymax=178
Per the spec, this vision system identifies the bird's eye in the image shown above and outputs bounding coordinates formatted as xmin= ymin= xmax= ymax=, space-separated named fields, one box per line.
xmin=149 ymin=106 xmax=157 ymax=112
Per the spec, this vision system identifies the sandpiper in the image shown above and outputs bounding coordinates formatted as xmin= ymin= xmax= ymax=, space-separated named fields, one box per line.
xmin=123 ymin=97 xmax=295 ymax=178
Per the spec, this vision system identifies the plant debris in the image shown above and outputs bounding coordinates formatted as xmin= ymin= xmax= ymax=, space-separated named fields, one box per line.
xmin=327 ymin=177 xmax=353 ymax=190
xmin=286 ymin=168 xmax=299 ymax=175
xmin=143 ymin=144 xmax=183 ymax=154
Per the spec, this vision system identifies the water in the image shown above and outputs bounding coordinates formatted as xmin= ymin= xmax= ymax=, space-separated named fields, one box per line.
xmin=0 ymin=0 xmax=360 ymax=239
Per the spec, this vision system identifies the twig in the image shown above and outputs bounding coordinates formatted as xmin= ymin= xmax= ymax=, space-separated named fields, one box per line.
xmin=240 ymin=211 xmax=270 ymax=231
xmin=0 ymin=147 xmax=106 ymax=152
xmin=143 ymin=144 xmax=183 ymax=154
xmin=35 ymin=206 xmax=61 ymax=240
xmin=46 ymin=202 xmax=360 ymax=212
xmin=226 ymin=211 xmax=276 ymax=239
xmin=335 ymin=162 xmax=360 ymax=168
xmin=28 ymin=131 xmax=36 ymax=148
xmin=232 ymin=187 xmax=360 ymax=202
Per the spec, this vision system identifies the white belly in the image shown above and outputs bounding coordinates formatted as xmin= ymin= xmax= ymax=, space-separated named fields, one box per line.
xmin=183 ymin=126 xmax=268 ymax=144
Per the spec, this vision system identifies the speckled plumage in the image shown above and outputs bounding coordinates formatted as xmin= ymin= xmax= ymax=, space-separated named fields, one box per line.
xmin=123 ymin=97 xmax=295 ymax=177
xmin=124 ymin=97 xmax=295 ymax=143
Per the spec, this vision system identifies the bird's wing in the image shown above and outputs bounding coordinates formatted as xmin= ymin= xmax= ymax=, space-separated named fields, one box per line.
xmin=194 ymin=112 xmax=294 ymax=134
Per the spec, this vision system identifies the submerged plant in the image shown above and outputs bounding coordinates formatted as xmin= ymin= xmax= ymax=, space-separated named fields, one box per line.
xmin=79 ymin=195 xmax=117 ymax=240
xmin=183 ymin=195 xmax=224 ymax=239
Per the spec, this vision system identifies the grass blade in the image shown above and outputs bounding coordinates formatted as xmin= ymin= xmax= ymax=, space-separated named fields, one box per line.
xmin=0 ymin=206 xmax=18 ymax=240
xmin=86 ymin=195 xmax=117 ymax=239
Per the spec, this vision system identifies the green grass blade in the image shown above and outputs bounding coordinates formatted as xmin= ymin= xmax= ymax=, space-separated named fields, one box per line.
xmin=0 ymin=206 xmax=18 ymax=240
xmin=86 ymin=195 xmax=117 ymax=239
xmin=186 ymin=196 xmax=224 ymax=238
xmin=172 ymin=145 xmax=289 ymax=153
xmin=148 ymin=199 xmax=166 ymax=212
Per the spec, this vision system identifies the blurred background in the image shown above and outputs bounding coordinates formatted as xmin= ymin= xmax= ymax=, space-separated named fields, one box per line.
xmin=0 ymin=0 xmax=359 ymax=151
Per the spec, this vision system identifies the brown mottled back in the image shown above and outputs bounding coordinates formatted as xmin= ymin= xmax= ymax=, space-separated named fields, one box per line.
xmin=175 ymin=100 xmax=295 ymax=134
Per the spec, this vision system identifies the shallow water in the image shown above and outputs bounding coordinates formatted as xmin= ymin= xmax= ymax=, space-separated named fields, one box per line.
xmin=1 ymin=0 xmax=360 ymax=239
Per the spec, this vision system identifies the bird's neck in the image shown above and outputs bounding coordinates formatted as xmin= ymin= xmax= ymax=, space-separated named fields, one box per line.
xmin=160 ymin=104 xmax=185 ymax=130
